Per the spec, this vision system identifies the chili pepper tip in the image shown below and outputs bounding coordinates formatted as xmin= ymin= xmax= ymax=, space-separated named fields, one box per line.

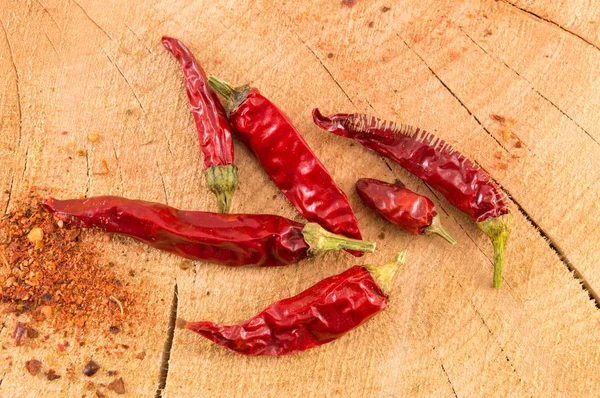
xmin=205 ymin=164 xmax=239 ymax=213
xmin=476 ymin=214 xmax=512 ymax=288
xmin=363 ymin=251 xmax=406 ymax=295
xmin=301 ymin=223 xmax=376 ymax=256
xmin=425 ymin=214 xmax=456 ymax=245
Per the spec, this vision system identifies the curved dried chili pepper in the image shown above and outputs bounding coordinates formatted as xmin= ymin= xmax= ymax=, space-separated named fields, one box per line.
xmin=180 ymin=252 xmax=406 ymax=356
xmin=40 ymin=196 xmax=375 ymax=267
xmin=356 ymin=178 xmax=455 ymax=244
xmin=207 ymin=77 xmax=363 ymax=256
xmin=162 ymin=36 xmax=238 ymax=213
xmin=313 ymin=109 xmax=511 ymax=287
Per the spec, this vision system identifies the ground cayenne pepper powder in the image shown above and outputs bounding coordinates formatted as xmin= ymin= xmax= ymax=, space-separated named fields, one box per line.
xmin=0 ymin=195 xmax=138 ymax=332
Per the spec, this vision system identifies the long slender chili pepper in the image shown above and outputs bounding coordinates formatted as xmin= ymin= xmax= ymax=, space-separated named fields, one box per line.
xmin=313 ymin=110 xmax=511 ymax=288
xmin=179 ymin=252 xmax=405 ymax=356
xmin=40 ymin=196 xmax=375 ymax=267
xmin=356 ymin=178 xmax=456 ymax=244
xmin=207 ymin=77 xmax=364 ymax=256
xmin=162 ymin=36 xmax=238 ymax=213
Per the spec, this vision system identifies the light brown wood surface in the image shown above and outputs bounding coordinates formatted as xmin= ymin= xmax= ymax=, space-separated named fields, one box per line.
xmin=1 ymin=0 xmax=599 ymax=396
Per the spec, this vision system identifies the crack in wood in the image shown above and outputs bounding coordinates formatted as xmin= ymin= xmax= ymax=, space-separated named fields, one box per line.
xmin=457 ymin=26 xmax=599 ymax=148
xmin=70 ymin=0 xmax=114 ymax=41
xmin=396 ymin=32 xmax=600 ymax=308
xmin=85 ymin=150 xmax=91 ymax=197
xmin=502 ymin=0 xmax=600 ymax=52
xmin=440 ymin=363 xmax=459 ymax=398
xmin=44 ymin=32 xmax=59 ymax=55
xmin=397 ymin=34 xmax=510 ymax=153
xmin=155 ymin=283 xmax=178 ymax=398
xmin=155 ymin=160 xmax=169 ymax=205
xmin=34 ymin=0 xmax=60 ymax=30
xmin=125 ymin=23 xmax=153 ymax=55
xmin=100 ymin=47 xmax=146 ymax=113
xmin=1 ymin=20 xmax=23 ymax=151
xmin=288 ymin=22 xmax=356 ymax=108
xmin=21 ymin=149 xmax=29 ymax=180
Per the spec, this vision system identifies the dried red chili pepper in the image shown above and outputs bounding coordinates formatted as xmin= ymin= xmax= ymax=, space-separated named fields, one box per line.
xmin=356 ymin=178 xmax=455 ymax=244
xmin=313 ymin=110 xmax=511 ymax=287
xmin=40 ymin=196 xmax=375 ymax=267
xmin=207 ymin=77 xmax=363 ymax=256
xmin=179 ymin=252 xmax=405 ymax=356
xmin=162 ymin=36 xmax=238 ymax=213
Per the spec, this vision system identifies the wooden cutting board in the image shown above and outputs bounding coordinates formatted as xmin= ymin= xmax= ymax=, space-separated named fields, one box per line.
xmin=1 ymin=0 xmax=600 ymax=396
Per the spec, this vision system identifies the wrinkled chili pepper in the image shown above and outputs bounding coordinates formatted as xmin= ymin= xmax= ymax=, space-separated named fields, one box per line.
xmin=162 ymin=36 xmax=238 ymax=213
xmin=179 ymin=251 xmax=406 ymax=356
xmin=313 ymin=110 xmax=511 ymax=288
xmin=207 ymin=76 xmax=363 ymax=256
xmin=41 ymin=196 xmax=375 ymax=267
xmin=356 ymin=178 xmax=456 ymax=244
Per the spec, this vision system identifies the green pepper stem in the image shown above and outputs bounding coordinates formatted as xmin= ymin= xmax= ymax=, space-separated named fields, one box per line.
xmin=205 ymin=164 xmax=238 ymax=213
xmin=207 ymin=76 xmax=250 ymax=115
xmin=363 ymin=251 xmax=407 ymax=295
xmin=424 ymin=214 xmax=456 ymax=245
xmin=301 ymin=223 xmax=376 ymax=256
xmin=476 ymin=214 xmax=512 ymax=288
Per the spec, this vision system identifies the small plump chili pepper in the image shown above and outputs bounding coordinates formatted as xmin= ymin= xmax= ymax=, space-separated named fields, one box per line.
xmin=313 ymin=109 xmax=511 ymax=288
xmin=162 ymin=36 xmax=238 ymax=213
xmin=356 ymin=178 xmax=456 ymax=245
xmin=179 ymin=251 xmax=406 ymax=356
xmin=40 ymin=196 xmax=375 ymax=267
xmin=207 ymin=76 xmax=364 ymax=256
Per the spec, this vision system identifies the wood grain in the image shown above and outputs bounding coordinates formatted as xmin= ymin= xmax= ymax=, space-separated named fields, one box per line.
xmin=1 ymin=0 xmax=599 ymax=397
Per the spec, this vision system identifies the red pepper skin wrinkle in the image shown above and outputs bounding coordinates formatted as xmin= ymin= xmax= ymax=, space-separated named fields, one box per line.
xmin=313 ymin=109 xmax=508 ymax=223
xmin=41 ymin=196 xmax=308 ymax=267
xmin=356 ymin=178 xmax=434 ymax=235
xmin=185 ymin=266 xmax=386 ymax=356
xmin=209 ymin=77 xmax=363 ymax=256
xmin=161 ymin=37 xmax=233 ymax=169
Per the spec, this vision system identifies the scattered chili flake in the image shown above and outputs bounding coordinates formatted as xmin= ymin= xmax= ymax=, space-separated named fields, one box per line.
xmin=368 ymin=21 xmax=374 ymax=28
xmin=83 ymin=360 xmax=100 ymax=377
xmin=514 ymin=140 xmax=523 ymax=148
xmin=378 ymin=232 xmax=385 ymax=240
xmin=14 ymin=322 xmax=27 ymax=345
xmin=27 ymin=326 xmax=39 ymax=339
xmin=109 ymin=326 xmax=120 ymax=334
xmin=61 ymin=131 xmax=68 ymax=135
xmin=108 ymin=377 xmax=125 ymax=394
xmin=46 ymin=369 xmax=61 ymax=381
xmin=96 ymin=391 xmax=107 ymax=398
xmin=0 ymin=194 xmax=139 ymax=335
xmin=495 ymin=151 xmax=503 ymax=159
xmin=25 ymin=359 xmax=42 ymax=376
xmin=327 ymin=53 xmax=334 ymax=59
xmin=381 ymin=6 xmax=391 ymax=12
xmin=107 ymin=370 xmax=118 ymax=376
xmin=341 ymin=0 xmax=358 ymax=6
xmin=135 ymin=351 xmax=146 ymax=360
xmin=86 ymin=381 xmax=95 ymax=390
xmin=94 ymin=159 xmax=110 ymax=175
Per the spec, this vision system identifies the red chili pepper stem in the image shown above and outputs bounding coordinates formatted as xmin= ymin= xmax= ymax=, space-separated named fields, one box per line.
xmin=476 ymin=214 xmax=512 ymax=288
xmin=363 ymin=251 xmax=406 ymax=295
xmin=301 ymin=223 xmax=376 ymax=256
xmin=207 ymin=76 xmax=250 ymax=115
xmin=205 ymin=164 xmax=238 ymax=213
xmin=425 ymin=214 xmax=457 ymax=245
